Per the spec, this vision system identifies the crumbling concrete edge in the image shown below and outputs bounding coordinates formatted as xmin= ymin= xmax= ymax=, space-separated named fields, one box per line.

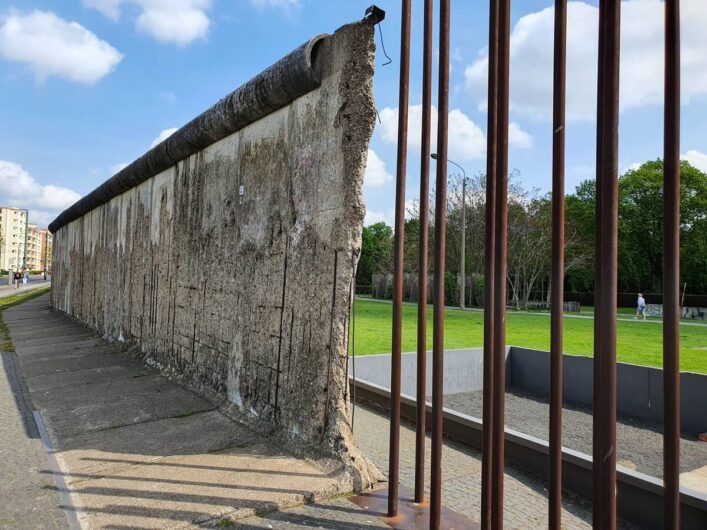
xmin=317 ymin=19 xmax=387 ymax=492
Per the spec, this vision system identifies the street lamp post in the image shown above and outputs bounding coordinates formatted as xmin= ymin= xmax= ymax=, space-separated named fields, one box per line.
xmin=432 ymin=154 xmax=467 ymax=309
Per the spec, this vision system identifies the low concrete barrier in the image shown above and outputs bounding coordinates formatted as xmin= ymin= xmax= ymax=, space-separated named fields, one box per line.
xmin=509 ymin=347 xmax=707 ymax=435
xmin=350 ymin=346 xmax=707 ymax=435
xmin=350 ymin=377 xmax=707 ymax=529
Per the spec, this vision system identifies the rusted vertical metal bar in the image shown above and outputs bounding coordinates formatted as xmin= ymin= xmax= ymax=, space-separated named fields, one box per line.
xmin=549 ymin=1 xmax=567 ymax=528
xmin=490 ymin=1 xmax=511 ymax=529
xmin=415 ymin=0 xmax=434 ymax=506
xmin=592 ymin=0 xmax=606 ymax=520
xmin=592 ymin=1 xmax=620 ymax=529
xmin=481 ymin=0 xmax=500 ymax=527
xmin=663 ymin=0 xmax=681 ymax=527
xmin=388 ymin=0 xmax=412 ymax=518
xmin=430 ymin=0 xmax=450 ymax=527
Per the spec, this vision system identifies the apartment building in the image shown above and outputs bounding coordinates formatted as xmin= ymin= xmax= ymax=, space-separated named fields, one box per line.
xmin=0 ymin=208 xmax=52 ymax=272
xmin=26 ymin=224 xmax=52 ymax=271
xmin=0 ymin=207 xmax=28 ymax=271
xmin=40 ymin=229 xmax=53 ymax=272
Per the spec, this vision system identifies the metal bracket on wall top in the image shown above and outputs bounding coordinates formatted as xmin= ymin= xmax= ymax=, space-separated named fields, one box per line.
xmin=364 ymin=5 xmax=386 ymax=24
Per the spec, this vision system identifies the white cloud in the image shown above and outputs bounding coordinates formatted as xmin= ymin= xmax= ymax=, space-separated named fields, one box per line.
xmin=84 ymin=0 xmax=211 ymax=46
xmin=509 ymin=122 xmax=533 ymax=149
xmin=0 ymin=10 xmax=122 ymax=84
xmin=110 ymin=161 xmax=129 ymax=174
xmin=249 ymin=0 xmax=301 ymax=10
xmin=364 ymin=149 xmax=393 ymax=188
xmin=0 ymin=160 xmax=81 ymax=226
xmin=150 ymin=127 xmax=178 ymax=148
xmin=379 ymin=106 xmax=485 ymax=162
xmin=621 ymin=162 xmax=642 ymax=175
xmin=683 ymin=150 xmax=707 ymax=173
xmin=465 ymin=0 xmax=707 ymax=121
xmin=364 ymin=209 xmax=393 ymax=227
xmin=378 ymin=105 xmax=533 ymax=161
xmin=84 ymin=0 xmax=123 ymax=20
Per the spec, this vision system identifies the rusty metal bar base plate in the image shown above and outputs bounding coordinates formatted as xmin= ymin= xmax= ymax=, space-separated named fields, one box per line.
xmin=349 ymin=486 xmax=478 ymax=529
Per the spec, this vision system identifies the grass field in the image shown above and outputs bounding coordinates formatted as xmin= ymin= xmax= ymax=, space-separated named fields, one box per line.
xmin=351 ymin=298 xmax=707 ymax=374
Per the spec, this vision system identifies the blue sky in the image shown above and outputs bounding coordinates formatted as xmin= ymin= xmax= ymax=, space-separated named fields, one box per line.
xmin=0 ymin=0 xmax=705 ymax=227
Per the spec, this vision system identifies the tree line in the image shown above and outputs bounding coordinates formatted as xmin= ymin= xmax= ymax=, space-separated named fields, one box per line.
xmin=356 ymin=159 xmax=707 ymax=307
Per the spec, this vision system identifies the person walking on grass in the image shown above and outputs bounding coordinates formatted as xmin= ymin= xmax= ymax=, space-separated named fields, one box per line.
xmin=635 ymin=293 xmax=647 ymax=320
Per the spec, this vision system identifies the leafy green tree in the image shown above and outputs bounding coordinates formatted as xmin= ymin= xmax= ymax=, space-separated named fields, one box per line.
xmin=356 ymin=222 xmax=393 ymax=287
xmin=564 ymin=159 xmax=707 ymax=294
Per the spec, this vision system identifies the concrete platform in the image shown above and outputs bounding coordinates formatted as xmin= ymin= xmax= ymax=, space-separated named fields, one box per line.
xmin=3 ymin=294 xmax=357 ymax=529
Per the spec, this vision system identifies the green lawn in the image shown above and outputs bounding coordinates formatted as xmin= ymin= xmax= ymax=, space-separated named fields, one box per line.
xmin=351 ymin=299 xmax=707 ymax=374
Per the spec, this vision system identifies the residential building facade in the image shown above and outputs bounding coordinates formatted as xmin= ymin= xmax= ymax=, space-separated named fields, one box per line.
xmin=0 ymin=208 xmax=52 ymax=272
xmin=0 ymin=207 xmax=28 ymax=271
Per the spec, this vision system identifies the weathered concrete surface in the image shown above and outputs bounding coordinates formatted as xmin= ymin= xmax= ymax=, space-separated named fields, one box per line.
xmin=1 ymin=350 xmax=67 ymax=529
xmin=50 ymin=20 xmax=380 ymax=487
xmin=4 ymin=294 xmax=366 ymax=529
xmin=49 ymin=36 xmax=326 ymax=233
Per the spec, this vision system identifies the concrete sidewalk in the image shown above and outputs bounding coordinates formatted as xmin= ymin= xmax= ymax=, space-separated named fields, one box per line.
xmin=1 ymin=350 xmax=67 ymax=529
xmin=2 ymin=294 xmax=368 ymax=529
xmin=0 ymin=279 xmax=51 ymax=299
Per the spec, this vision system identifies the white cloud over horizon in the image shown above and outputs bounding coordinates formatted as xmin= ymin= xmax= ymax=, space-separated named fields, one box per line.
xmin=110 ymin=161 xmax=129 ymax=175
xmin=465 ymin=0 xmax=707 ymax=121
xmin=683 ymin=149 xmax=707 ymax=173
xmin=364 ymin=149 xmax=394 ymax=188
xmin=249 ymin=0 xmax=301 ymax=10
xmin=364 ymin=209 xmax=392 ymax=227
xmin=0 ymin=10 xmax=123 ymax=84
xmin=509 ymin=122 xmax=534 ymax=149
xmin=150 ymin=127 xmax=178 ymax=148
xmin=0 ymin=161 xmax=81 ymax=227
xmin=378 ymin=106 xmax=533 ymax=163
xmin=84 ymin=0 xmax=211 ymax=47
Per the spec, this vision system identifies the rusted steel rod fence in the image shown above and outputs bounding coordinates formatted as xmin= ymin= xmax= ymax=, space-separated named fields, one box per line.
xmin=663 ymin=0 xmax=681 ymax=527
xmin=414 ymin=0 xmax=434 ymax=506
xmin=430 ymin=0 xmax=451 ymax=527
xmin=593 ymin=1 xmax=621 ymax=528
xmin=377 ymin=1 xmax=683 ymax=528
xmin=481 ymin=0 xmax=500 ymax=526
xmin=489 ymin=1 xmax=511 ymax=528
xmin=549 ymin=0 xmax=567 ymax=528
xmin=387 ymin=0 xmax=411 ymax=518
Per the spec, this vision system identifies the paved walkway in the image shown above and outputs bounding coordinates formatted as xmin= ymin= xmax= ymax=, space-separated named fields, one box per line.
xmin=352 ymin=406 xmax=601 ymax=530
xmin=1 ymin=349 xmax=67 ymax=529
xmin=2 ymin=294 xmax=368 ymax=529
xmin=0 ymin=278 xmax=51 ymax=299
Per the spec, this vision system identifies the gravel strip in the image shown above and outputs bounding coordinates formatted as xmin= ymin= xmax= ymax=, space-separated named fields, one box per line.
xmin=444 ymin=389 xmax=707 ymax=479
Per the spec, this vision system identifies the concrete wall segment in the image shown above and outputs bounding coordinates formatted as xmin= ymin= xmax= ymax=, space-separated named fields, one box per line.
xmin=50 ymin=20 xmax=380 ymax=489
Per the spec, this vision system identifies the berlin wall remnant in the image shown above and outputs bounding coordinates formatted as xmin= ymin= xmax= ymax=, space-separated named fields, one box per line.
xmin=50 ymin=20 xmax=380 ymax=488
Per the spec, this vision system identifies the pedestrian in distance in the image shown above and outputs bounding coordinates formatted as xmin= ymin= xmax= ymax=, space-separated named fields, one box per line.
xmin=13 ymin=270 xmax=22 ymax=289
xmin=23 ymin=271 xmax=29 ymax=285
xmin=635 ymin=292 xmax=647 ymax=320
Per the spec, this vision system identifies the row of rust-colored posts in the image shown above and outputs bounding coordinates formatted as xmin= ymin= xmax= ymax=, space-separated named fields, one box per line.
xmin=384 ymin=1 xmax=681 ymax=528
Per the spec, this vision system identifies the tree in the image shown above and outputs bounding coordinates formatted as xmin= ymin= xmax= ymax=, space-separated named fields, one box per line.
xmin=564 ymin=159 xmax=707 ymax=295
xmin=356 ymin=222 xmax=393 ymax=287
